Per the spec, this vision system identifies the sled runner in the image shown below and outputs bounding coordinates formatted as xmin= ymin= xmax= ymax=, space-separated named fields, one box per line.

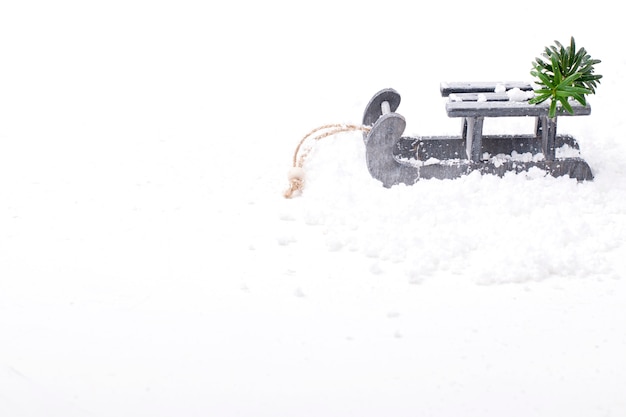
xmin=362 ymin=84 xmax=594 ymax=187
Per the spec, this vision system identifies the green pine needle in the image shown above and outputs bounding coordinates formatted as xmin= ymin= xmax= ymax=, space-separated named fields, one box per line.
xmin=530 ymin=37 xmax=602 ymax=118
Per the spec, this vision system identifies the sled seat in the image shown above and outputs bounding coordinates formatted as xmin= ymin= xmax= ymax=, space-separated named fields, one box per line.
xmin=440 ymin=82 xmax=591 ymax=162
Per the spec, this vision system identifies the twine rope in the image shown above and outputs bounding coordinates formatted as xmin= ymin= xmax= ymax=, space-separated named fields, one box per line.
xmin=284 ymin=123 xmax=371 ymax=198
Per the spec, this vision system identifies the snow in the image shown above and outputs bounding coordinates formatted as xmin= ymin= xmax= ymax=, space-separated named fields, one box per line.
xmin=506 ymin=87 xmax=534 ymax=102
xmin=484 ymin=151 xmax=545 ymax=166
xmin=1 ymin=1 xmax=625 ymax=416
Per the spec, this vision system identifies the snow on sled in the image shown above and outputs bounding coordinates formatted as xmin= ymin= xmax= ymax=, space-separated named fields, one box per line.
xmin=362 ymin=83 xmax=594 ymax=188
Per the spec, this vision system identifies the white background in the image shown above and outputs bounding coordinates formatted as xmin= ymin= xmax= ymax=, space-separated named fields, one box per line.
xmin=1 ymin=1 xmax=625 ymax=416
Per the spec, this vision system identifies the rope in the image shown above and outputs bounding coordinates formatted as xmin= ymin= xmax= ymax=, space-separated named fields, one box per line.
xmin=284 ymin=123 xmax=371 ymax=198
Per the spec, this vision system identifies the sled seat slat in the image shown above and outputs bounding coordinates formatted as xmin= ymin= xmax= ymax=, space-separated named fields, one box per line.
xmin=440 ymin=81 xmax=533 ymax=97
xmin=447 ymin=92 xmax=511 ymax=102
xmin=446 ymin=100 xmax=591 ymax=118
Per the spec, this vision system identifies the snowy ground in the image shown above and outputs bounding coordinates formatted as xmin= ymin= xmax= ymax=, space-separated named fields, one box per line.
xmin=1 ymin=1 xmax=625 ymax=416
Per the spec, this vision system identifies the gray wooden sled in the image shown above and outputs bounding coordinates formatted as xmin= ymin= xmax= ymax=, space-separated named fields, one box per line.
xmin=362 ymin=83 xmax=594 ymax=187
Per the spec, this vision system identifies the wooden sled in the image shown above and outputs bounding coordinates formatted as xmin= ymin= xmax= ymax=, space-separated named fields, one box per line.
xmin=362 ymin=83 xmax=594 ymax=187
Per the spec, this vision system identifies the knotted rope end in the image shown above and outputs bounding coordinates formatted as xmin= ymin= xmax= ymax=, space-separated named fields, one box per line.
xmin=283 ymin=167 xmax=306 ymax=199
